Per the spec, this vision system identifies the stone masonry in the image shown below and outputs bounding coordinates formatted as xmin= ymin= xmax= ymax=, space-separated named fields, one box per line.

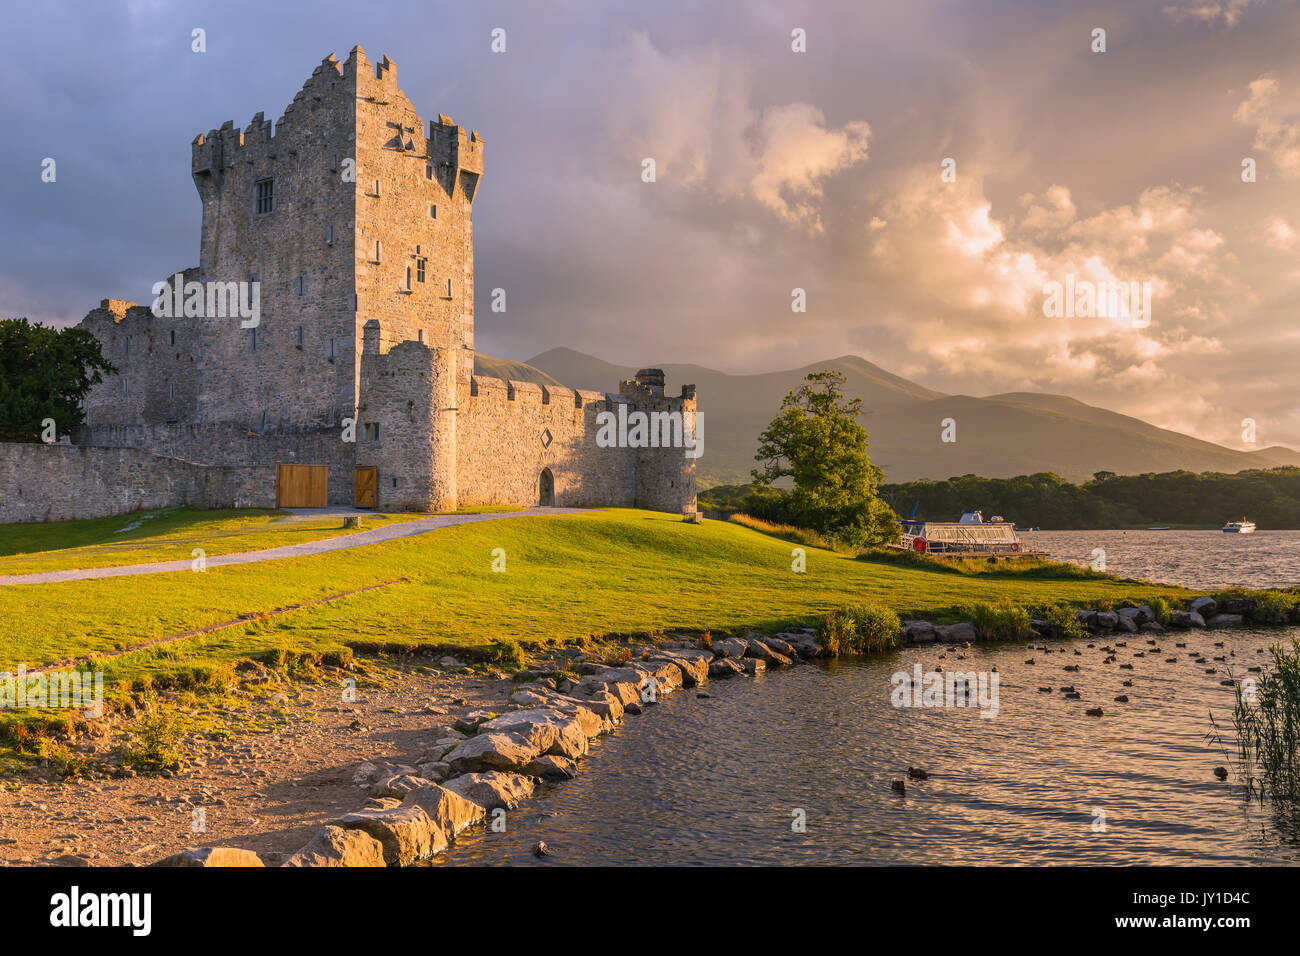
xmin=51 ymin=47 xmax=698 ymax=521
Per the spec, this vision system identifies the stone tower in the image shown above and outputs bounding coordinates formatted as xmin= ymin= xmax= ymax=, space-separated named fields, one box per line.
xmin=189 ymin=46 xmax=482 ymax=430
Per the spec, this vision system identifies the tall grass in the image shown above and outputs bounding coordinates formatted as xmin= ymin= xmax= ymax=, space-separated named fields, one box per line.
xmin=728 ymin=514 xmax=847 ymax=553
xmin=861 ymin=548 xmax=1118 ymax=580
xmin=819 ymin=603 xmax=901 ymax=655
xmin=1211 ymin=638 xmax=1300 ymax=801
xmin=963 ymin=601 xmax=1035 ymax=641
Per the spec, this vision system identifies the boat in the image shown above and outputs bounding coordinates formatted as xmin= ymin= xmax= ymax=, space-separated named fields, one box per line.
xmin=892 ymin=506 xmax=1045 ymax=557
xmin=1147 ymin=526 xmax=1170 ymax=531
xmin=1222 ymin=520 xmax=1256 ymax=534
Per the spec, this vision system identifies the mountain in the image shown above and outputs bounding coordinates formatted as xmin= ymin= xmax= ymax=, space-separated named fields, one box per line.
xmin=472 ymin=347 xmax=1299 ymax=486
xmin=473 ymin=353 xmax=561 ymax=387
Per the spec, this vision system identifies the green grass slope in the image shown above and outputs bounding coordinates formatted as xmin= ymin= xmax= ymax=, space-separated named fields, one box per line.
xmin=0 ymin=509 xmax=1190 ymax=686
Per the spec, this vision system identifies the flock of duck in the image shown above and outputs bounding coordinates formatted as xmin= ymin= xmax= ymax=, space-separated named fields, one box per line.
xmin=889 ymin=630 xmax=1267 ymax=792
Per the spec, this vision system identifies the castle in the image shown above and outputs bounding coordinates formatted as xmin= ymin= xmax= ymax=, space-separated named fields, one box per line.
xmin=61 ymin=47 xmax=698 ymax=519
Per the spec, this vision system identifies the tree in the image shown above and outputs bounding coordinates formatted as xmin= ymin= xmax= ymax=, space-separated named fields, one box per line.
xmin=751 ymin=370 xmax=898 ymax=547
xmin=0 ymin=318 xmax=116 ymax=442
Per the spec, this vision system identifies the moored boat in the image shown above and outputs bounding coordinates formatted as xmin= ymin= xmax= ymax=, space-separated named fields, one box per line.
xmin=1222 ymin=520 xmax=1256 ymax=534
xmin=893 ymin=508 xmax=1046 ymax=557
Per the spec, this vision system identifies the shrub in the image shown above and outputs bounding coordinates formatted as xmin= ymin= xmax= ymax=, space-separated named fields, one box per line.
xmin=1034 ymin=604 xmax=1086 ymax=641
xmin=1250 ymin=590 xmax=1298 ymax=626
xmin=966 ymin=602 xmax=1035 ymax=642
xmin=818 ymin=603 xmax=900 ymax=655
xmin=1147 ymin=596 xmax=1173 ymax=624
xmin=119 ymin=714 xmax=184 ymax=772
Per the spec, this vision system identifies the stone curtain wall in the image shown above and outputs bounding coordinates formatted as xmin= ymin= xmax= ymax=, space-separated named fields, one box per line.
xmin=454 ymin=378 xmax=637 ymax=509
xmin=0 ymin=444 xmax=274 ymax=525
xmin=74 ymin=422 xmax=353 ymax=506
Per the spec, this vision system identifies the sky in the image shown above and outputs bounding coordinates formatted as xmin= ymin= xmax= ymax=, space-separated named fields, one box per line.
xmin=1 ymin=0 xmax=1298 ymax=450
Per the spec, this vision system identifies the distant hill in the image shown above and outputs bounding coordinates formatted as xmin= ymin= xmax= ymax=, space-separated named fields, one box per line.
xmin=475 ymin=347 xmax=1300 ymax=486
xmin=473 ymin=353 xmax=561 ymax=387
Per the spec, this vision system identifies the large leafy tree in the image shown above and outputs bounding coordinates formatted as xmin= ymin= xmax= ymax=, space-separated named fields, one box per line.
xmin=752 ymin=370 xmax=898 ymax=547
xmin=0 ymin=318 xmax=116 ymax=442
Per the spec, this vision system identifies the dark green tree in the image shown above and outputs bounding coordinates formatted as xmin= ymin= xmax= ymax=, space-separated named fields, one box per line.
xmin=0 ymin=318 xmax=116 ymax=442
xmin=751 ymin=370 xmax=898 ymax=547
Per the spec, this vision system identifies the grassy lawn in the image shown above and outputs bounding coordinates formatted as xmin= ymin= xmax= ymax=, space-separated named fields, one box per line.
xmin=0 ymin=508 xmax=1196 ymax=688
xmin=0 ymin=507 xmax=493 ymax=575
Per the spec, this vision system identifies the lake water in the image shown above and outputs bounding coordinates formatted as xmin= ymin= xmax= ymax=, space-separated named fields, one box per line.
xmin=437 ymin=532 xmax=1300 ymax=866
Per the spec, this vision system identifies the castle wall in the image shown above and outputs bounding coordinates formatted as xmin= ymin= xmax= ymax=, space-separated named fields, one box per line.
xmin=73 ymin=422 xmax=353 ymax=506
xmin=453 ymin=379 xmax=634 ymax=509
xmin=0 ymin=444 xmax=273 ymax=525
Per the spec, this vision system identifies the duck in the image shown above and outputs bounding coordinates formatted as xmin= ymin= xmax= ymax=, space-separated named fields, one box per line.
xmin=1114 ymin=695 xmax=1129 ymax=702
xmin=1175 ymin=642 xmax=1186 ymax=648
xmin=1165 ymin=658 xmax=1178 ymax=663
xmin=1038 ymin=686 xmax=1053 ymax=693
xmin=1025 ymin=658 xmax=1036 ymax=665
xmin=907 ymin=767 xmax=929 ymax=780
xmin=1064 ymin=664 xmax=1080 ymax=672
xmin=891 ymin=779 xmax=907 ymax=793
xmin=1085 ymin=707 xmax=1104 ymax=716
xmin=1066 ymin=692 xmax=1082 ymax=699
xmin=1060 ymin=685 xmax=1076 ymax=693
xmin=1120 ymin=663 xmax=1134 ymax=670
xmin=1213 ymin=766 xmax=1229 ymax=781
xmin=1122 ymin=679 xmax=1133 ymax=687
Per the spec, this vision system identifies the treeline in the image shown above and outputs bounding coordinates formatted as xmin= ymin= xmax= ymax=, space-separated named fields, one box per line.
xmin=701 ymin=468 xmax=1300 ymax=529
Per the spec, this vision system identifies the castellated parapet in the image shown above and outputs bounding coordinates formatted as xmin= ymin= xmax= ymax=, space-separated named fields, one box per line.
xmin=57 ymin=48 xmax=697 ymax=521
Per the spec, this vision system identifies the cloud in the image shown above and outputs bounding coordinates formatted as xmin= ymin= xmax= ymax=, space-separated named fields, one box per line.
xmin=1162 ymin=0 xmax=1263 ymax=28
xmin=1234 ymin=75 xmax=1300 ymax=179
xmin=749 ymin=104 xmax=870 ymax=233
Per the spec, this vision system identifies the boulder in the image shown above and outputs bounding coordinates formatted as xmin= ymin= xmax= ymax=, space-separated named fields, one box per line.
xmin=282 ymin=826 xmax=386 ymax=868
xmin=1139 ymin=622 xmax=1166 ymax=633
xmin=1170 ymin=610 xmax=1207 ymax=629
xmin=1075 ymin=609 xmax=1097 ymax=626
xmin=401 ymin=783 xmax=486 ymax=840
xmin=762 ymin=636 xmax=800 ymax=657
xmin=370 ymin=773 xmax=435 ymax=799
xmin=414 ymin=761 xmax=451 ymax=782
xmin=1206 ymin=613 xmax=1244 ymax=629
xmin=152 ymin=847 xmax=264 ymax=868
xmin=740 ymin=658 xmax=766 ymax=676
xmin=1115 ymin=615 xmax=1138 ymax=633
xmin=709 ymin=657 xmax=746 ymax=678
xmin=443 ymin=732 xmax=540 ymax=774
xmin=935 ymin=622 xmax=978 ymax=643
xmin=520 ymin=755 xmax=578 ymax=780
xmin=1189 ymin=596 xmax=1218 ymax=617
xmin=652 ymin=648 xmax=713 ymax=685
xmin=713 ymin=638 xmax=749 ymax=659
xmin=329 ymin=805 xmax=439 ymax=866
xmin=477 ymin=708 xmax=590 ymax=760
xmin=1094 ymin=611 xmax=1120 ymax=630
xmin=580 ymin=690 xmax=624 ymax=725
xmin=442 ymin=772 xmax=536 ymax=811
xmin=902 ymin=621 xmax=938 ymax=645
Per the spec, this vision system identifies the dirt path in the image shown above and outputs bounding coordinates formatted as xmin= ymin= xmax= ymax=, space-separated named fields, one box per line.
xmin=0 ymin=657 xmax=525 ymax=866
xmin=0 ymin=507 xmax=585 ymax=586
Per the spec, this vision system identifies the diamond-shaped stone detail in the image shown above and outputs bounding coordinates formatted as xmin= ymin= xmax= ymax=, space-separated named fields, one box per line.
xmin=540 ymin=428 xmax=553 ymax=449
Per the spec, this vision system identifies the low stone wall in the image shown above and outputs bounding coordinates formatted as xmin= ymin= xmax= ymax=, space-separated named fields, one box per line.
xmin=0 ymin=442 xmax=274 ymax=524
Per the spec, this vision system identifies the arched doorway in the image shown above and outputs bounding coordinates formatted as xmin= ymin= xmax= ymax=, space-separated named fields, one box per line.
xmin=538 ymin=468 xmax=554 ymax=506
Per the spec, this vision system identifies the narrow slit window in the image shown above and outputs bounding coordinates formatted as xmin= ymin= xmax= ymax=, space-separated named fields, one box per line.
xmin=255 ymin=178 xmax=274 ymax=214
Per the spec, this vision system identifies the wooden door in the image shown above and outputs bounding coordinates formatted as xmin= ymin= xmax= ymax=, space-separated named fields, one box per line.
xmin=276 ymin=463 xmax=329 ymax=508
xmin=354 ymin=466 xmax=378 ymax=508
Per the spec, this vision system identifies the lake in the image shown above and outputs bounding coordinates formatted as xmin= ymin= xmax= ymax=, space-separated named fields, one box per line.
xmin=436 ymin=531 xmax=1300 ymax=866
